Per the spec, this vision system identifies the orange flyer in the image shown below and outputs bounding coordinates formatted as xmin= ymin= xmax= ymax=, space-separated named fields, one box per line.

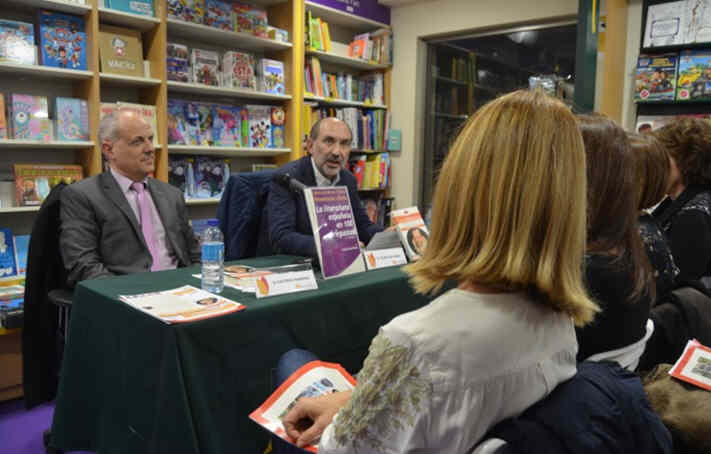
xmin=669 ymin=339 xmax=711 ymax=391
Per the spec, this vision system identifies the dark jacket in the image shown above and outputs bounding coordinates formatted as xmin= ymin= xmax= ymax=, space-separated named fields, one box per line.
xmin=489 ymin=361 xmax=673 ymax=454
xmin=266 ymin=156 xmax=381 ymax=259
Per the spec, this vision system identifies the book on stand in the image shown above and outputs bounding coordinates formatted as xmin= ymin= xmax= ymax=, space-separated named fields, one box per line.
xmin=167 ymin=0 xmax=205 ymax=23
xmin=391 ymin=207 xmax=429 ymax=261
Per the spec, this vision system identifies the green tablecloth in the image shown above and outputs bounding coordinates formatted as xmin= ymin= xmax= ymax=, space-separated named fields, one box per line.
xmin=51 ymin=256 xmax=438 ymax=454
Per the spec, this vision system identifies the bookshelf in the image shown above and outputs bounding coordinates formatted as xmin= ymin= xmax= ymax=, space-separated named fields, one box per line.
xmin=306 ymin=49 xmax=390 ymax=70
xmin=167 ymin=81 xmax=292 ymax=101
xmin=99 ymin=73 xmax=162 ymax=87
xmin=0 ymin=62 xmax=94 ymax=80
xmin=168 ymin=145 xmax=291 ymax=157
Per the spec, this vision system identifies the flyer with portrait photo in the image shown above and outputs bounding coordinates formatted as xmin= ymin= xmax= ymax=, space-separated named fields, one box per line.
xmin=669 ymin=338 xmax=711 ymax=391
xmin=250 ymin=361 xmax=357 ymax=452
xmin=119 ymin=285 xmax=244 ymax=324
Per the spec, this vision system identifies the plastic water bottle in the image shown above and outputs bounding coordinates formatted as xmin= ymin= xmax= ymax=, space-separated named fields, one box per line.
xmin=201 ymin=220 xmax=224 ymax=293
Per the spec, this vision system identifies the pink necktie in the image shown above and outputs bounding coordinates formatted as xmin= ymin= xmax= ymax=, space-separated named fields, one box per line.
xmin=131 ymin=182 xmax=160 ymax=271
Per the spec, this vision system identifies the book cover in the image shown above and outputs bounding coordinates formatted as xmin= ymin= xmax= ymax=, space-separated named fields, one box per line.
xmin=643 ymin=1 xmax=687 ymax=47
xmin=13 ymin=235 xmax=29 ymax=276
xmin=205 ymin=0 xmax=234 ymax=31
xmin=677 ymin=50 xmax=711 ymax=101
xmin=14 ymin=164 xmax=83 ymax=206
xmin=250 ymin=360 xmax=356 ymax=452
xmin=669 ymin=339 xmax=711 ymax=391
xmin=117 ymin=102 xmax=158 ymax=145
xmin=191 ymin=48 xmax=219 ymax=86
xmin=38 ymin=10 xmax=87 ymax=70
xmin=258 ymin=58 xmax=285 ymax=94
xmin=194 ymin=157 xmax=226 ymax=198
xmin=99 ymin=24 xmax=144 ymax=77
xmin=0 ymin=228 xmax=17 ymax=278
xmin=635 ymin=54 xmax=678 ymax=102
xmin=182 ymin=101 xmax=202 ymax=145
xmin=190 ymin=218 xmax=216 ymax=242
xmin=167 ymin=99 xmax=188 ymax=144
xmin=0 ymin=94 xmax=7 ymax=140
xmin=195 ymin=103 xmax=214 ymax=145
xmin=391 ymin=206 xmax=429 ymax=261
xmin=55 ymin=97 xmax=89 ymax=141
xmin=0 ymin=19 xmax=35 ymax=65
xmin=271 ymin=107 xmax=285 ymax=148
xmin=685 ymin=0 xmax=711 ymax=44
xmin=108 ymin=0 xmax=154 ymax=16
xmin=233 ymin=1 xmax=253 ymax=33
xmin=167 ymin=42 xmax=190 ymax=82
xmin=246 ymin=105 xmax=271 ymax=148
xmin=249 ymin=5 xmax=268 ymax=38
xmin=168 ymin=155 xmax=195 ymax=197
xmin=304 ymin=186 xmax=366 ymax=279
xmin=213 ymin=104 xmax=242 ymax=146
xmin=11 ymin=94 xmax=51 ymax=142
xmin=222 ymin=51 xmax=257 ymax=90
xmin=167 ymin=0 xmax=205 ymax=23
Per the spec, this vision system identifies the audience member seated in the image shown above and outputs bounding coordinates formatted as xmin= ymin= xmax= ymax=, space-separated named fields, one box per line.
xmin=628 ymin=132 xmax=680 ymax=298
xmin=576 ymin=115 xmax=655 ymax=370
xmin=277 ymin=90 xmax=598 ymax=453
xmin=59 ymin=110 xmax=200 ymax=287
xmin=652 ymin=117 xmax=711 ymax=287
xmin=266 ymin=117 xmax=382 ymax=260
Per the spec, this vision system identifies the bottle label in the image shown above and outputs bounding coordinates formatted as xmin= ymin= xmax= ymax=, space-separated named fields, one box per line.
xmin=202 ymin=242 xmax=224 ymax=262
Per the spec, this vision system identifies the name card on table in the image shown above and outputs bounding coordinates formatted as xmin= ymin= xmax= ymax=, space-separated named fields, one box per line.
xmin=256 ymin=270 xmax=318 ymax=298
xmin=363 ymin=247 xmax=407 ymax=270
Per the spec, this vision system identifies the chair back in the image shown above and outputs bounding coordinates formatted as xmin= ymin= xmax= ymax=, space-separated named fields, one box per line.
xmin=217 ymin=170 xmax=276 ymax=260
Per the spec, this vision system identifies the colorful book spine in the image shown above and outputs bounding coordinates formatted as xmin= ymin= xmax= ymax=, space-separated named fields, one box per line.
xmin=38 ymin=10 xmax=87 ymax=70
xmin=0 ymin=94 xmax=7 ymax=140
xmin=55 ymin=97 xmax=89 ymax=141
xmin=0 ymin=19 xmax=35 ymax=65
xmin=13 ymin=235 xmax=29 ymax=277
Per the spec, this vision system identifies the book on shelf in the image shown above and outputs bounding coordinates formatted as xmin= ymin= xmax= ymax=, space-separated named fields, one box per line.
xmin=0 ymin=94 xmax=7 ymax=140
xmin=0 ymin=228 xmax=17 ymax=279
xmin=635 ymin=54 xmax=678 ymax=102
xmin=167 ymin=42 xmax=190 ymax=83
xmin=391 ymin=207 xmax=428 ymax=261
xmin=55 ymin=97 xmax=89 ymax=142
xmin=205 ymin=0 xmax=234 ymax=31
xmin=250 ymin=360 xmax=356 ymax=451
xmin=271 ymin=107 xmax=285 ymax=148
xmin=194 ymin=157 xmax=229 ymax=199
xmin=191 ymin=48 xmax=220 ymax=87
xmin=643 ymin=1 xmax=686 ymax=48
xmin=247 ymin=105 xmax=272 ymax=148
xmin=99 ymin=25 xmax=144 ymax=77
xmin=214 ymin=104 xmax=244 ymax=146
xmin=38 ymin=10 xmax=87 ymax=70
xmin=304 ymin=186 xmax=366 ymax=279
xmin=257 ymin=58 xmax=285 ymax=95
xmin=190 ymin=218 xmax=217 ymax=242
xmin=119 ymin=285 xmax=245 ymax=324
xmin=168 ymin=155 xmax=195 ymax=198
xmin=677 ymin=50 xmax=711 ymax=101
xmin=13 ymin=235 xmax=29 ymax=277
xmin=11 ymin=94 xmax=52 ymax=142
xmin=360 ymin=194 xmax=393 ymax=229
xmin=13 ymin=164 xmax=83 ymax=207
xmin=106 ymin=0 xmax=155 ymax=16
xmin=222 ymin=51 xmax=257 ymax=90
xmin=0 ymin=19 xmax=35 ymax=66
xmin=167 ymin=0 xmax=205 ymax=23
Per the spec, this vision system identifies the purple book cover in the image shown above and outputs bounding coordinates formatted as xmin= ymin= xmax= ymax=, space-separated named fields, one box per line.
xmin=305 ymin=186 xmax=365 ymax=279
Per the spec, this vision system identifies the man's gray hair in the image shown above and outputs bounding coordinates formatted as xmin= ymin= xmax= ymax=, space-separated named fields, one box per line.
xmin=98 ymin=110 xmax=122 ymax=144
xmin=309 ymin=117 xmax=353 ymax=142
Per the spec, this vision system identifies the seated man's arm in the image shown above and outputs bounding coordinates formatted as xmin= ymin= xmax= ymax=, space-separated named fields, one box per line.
xmin=267 ymin=180 xmax=317 ymax=258
xmin=60 ymin=186 xmax=113 ymax=287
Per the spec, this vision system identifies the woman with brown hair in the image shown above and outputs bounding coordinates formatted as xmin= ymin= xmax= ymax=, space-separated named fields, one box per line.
xmin=652 ymin=117 xmax=711 ymax=286
xmin=279 ymin=90 xmax=597 ymax=453
xmin=628 ymin=132 xmax=679 ymax=297
xmin=576 ymin=115 xmax=655 ymax=370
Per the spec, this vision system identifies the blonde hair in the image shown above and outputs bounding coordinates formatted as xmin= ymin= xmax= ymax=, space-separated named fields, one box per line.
xmin=406 ymin=90 xmax=598 ymax=326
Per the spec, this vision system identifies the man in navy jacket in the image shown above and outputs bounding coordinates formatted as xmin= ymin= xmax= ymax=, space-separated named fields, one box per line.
xmin=267 ymin=117 xmax=382 ymax=259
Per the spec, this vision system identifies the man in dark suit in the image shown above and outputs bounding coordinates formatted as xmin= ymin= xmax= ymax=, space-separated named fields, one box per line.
xmin=267 ymin=117 xmax=383 ymax=259
xmin=59 ymin=109 xmax=200 ymax=287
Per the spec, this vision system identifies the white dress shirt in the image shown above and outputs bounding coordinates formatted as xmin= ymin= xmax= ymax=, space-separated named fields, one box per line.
xmin=311 ymin=158 xmax=340 ymax=187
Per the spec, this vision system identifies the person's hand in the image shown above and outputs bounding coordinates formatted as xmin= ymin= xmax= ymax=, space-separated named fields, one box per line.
xmin=282 ymin=390 xmax=352 ymax=448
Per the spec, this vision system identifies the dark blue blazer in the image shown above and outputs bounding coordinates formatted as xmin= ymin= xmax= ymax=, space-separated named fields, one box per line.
xmin=266 ymin=156 xmax=381 ymax=259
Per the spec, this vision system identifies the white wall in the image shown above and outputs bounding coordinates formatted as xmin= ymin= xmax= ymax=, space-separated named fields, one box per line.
xmin=388 ymin=0 xmax=579 ymax=208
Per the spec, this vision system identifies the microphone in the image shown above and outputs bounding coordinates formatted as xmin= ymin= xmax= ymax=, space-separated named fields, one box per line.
xmin=274 ymin=173 xmax=308 ymax=193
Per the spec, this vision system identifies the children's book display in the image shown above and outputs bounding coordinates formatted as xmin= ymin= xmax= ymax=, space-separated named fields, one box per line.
xmin=10 ymin=94 xmax=52 ymax=142
xmin=168 ymin=154 xmax=228 ymax=200
xmin=0 ymin=19 xmax=35 ymax=65
xmin=677 ymin=50 xmax=711 ymax=101
xmin=247 ymin=104 xmax=271 ymax=148
xmin=99 ymin=25 xmax=144 ymax=77
xmin=305 ymin=57 xmax=384 ymax=104
xmin=222 ymin=50 xmax=257 ymax=90
xmin=105 ymin=0 xmax=155 ymax=17
xmin=168 ymin=155 xmax=195 ymax=197
xmin=271 ymin=106 xmax=285 ymax=148
xmin=167 ymin=42 xmax=190 ymax=82
xmin=38 ymin=10 xmax=87 ymax=70
xmin=13 ymin=164 xmax=83 ymax=207
xmin=257 ymin=58 xmax=285 ymax=94
xmin=191 ymin=48 xmax=220 ymax=86
xmin=55 ymin=97 xmax=89 ymax=141
xmin=391 ymin=206 xmax=429 ymax=261
xmin=635 ymin=54 xmax=678 ymax=101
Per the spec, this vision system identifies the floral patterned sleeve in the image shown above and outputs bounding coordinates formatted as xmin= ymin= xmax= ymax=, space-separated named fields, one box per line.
xmin=318 ymin=328 xmax=434 ymax=454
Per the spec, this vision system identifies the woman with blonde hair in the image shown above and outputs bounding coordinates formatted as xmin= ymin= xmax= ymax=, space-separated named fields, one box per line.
xmin=279 ymin=90 xmax=597 ymax=454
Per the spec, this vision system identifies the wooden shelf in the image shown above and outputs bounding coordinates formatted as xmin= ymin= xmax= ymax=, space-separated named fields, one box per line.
xmin=306 ymin=50 xmax=390 ymax=70
xmin=100 ymin=73 xmax=162 ymax=87
xmin=304 ymin=95 xmax=387 ymax=109
xmin=166 ymin=19 xmax=293 ymax=52
xmin=168 ymin=145 xmax=291 ymax=157
xmin=167 ymin=81 xmax=291 ymax=101
xmin=636 ymin=99 xmax=711 ymax=105
xmin=98 ymin=7 xmax=161 ymax=31
xmin=0 ymin=140 xmax=94 ymax=149
xmin=0 ymin=206 xmax=41 ymax=214
xmin=8 ymin=0 xmax=91 ymax=14
xmin=305 ymin=1 xmax=390 ymax=32
xmin=186 ymin=198 xmax=221 ymax=205
xmin=435 ymin=76 xmax=469 ymax=86
xmin=0 ymin=62 xmax=93 ymax=80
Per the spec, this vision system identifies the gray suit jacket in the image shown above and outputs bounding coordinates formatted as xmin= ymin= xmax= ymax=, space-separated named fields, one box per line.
xmin=59 ymin=171 xmax=201 ymax=287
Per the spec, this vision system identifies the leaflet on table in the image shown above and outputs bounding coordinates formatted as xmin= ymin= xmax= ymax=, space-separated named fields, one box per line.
xmin=669 ymin=339 xmax=711 ymax=391
xmin=363 ymin=247 xmax=407 ymax=270
xmin=304 ymin=186 xmax=365 ymax=279
xmin=250 ymin=360 xmax=357 ymax=453
xmin=119 ymin=285 xmax=244 ymax=323
xmin=193 ymin=262 xmax=317 ymax=294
